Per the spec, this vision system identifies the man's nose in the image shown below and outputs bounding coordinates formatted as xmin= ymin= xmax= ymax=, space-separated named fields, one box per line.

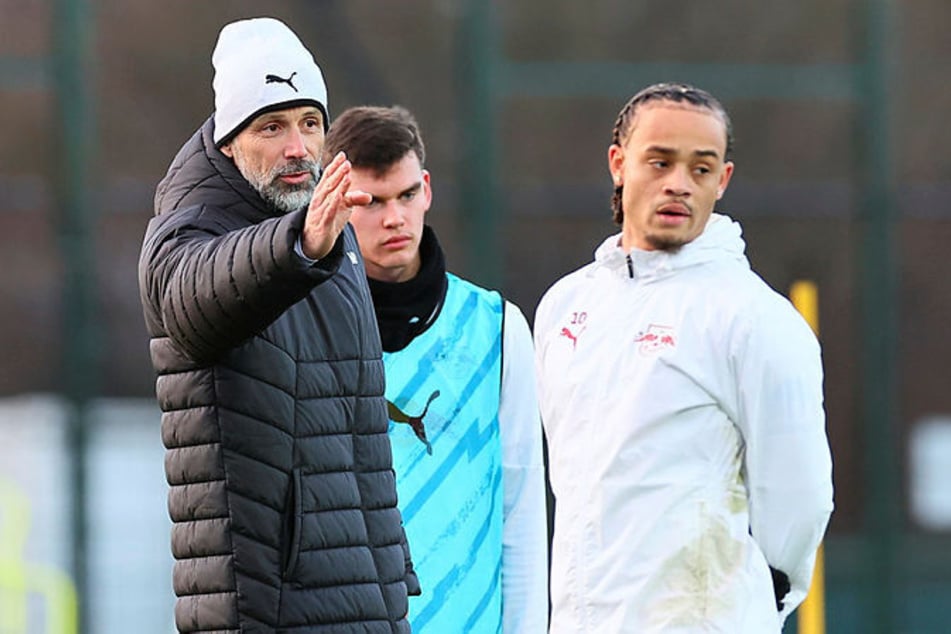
xmin=663 ymin=166 xmax=692 ymax=196
xmin=382 ymin=202 xmax=405 ymax=227
xmin=284 ymin=128 xmax=307 ymax=159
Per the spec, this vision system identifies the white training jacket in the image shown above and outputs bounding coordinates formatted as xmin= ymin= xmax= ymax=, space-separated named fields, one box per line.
xmin=499 ymin=300 xmax=551 ymax=633
xmin=534 ymin=214 xmax=833 ymax=633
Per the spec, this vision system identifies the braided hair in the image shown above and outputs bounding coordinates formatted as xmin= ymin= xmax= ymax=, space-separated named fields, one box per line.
xmin=610 ymin=83 xmax=733 ymax=225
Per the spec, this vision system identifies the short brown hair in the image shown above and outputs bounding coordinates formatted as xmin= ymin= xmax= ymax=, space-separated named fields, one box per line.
xmin=322 ymin=105 xmax=426 ymax=176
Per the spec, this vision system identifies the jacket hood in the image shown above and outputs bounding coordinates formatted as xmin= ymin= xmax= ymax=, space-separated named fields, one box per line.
xmin=592 ymin=213 xmax=748 ymax=280
xmin=153 ymin=116 xmax=273 ymax=222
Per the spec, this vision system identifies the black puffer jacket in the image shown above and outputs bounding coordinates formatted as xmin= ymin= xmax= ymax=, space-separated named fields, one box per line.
xmin=138 ymin=117 xmax=418 ymax=633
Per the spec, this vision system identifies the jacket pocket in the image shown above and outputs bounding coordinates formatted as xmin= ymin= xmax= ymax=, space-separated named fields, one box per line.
xmin=282 ymin=468 xmax=303 ymax=579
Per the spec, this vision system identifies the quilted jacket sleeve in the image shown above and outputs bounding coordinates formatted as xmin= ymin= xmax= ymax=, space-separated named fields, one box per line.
xmin=139 ymin=204 xmax=345 ymax=364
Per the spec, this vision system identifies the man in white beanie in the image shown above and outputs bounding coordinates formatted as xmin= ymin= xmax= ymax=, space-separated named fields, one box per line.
xmin=138 ymin=17 xmax=419 ymax=633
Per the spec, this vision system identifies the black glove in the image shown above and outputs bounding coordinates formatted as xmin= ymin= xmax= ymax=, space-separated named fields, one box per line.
xmin=769 ymin=566 xmax=791 ymax=612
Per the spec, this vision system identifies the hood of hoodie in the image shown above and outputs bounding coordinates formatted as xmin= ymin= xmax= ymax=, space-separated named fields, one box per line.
xmin=592 ymin=213 xmax=748 ymax=281
xmin=154 ymin=116 xmax=276 ymax=223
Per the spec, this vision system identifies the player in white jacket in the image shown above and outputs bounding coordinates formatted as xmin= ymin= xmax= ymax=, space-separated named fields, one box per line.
xmin=534 ymin=83 xmax=834 ymax=633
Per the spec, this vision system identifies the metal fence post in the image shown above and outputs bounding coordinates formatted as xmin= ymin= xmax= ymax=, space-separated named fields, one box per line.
xmin=455 ymin=0 xmax=502 ymax=288
xmin=856 ymin=0 xmax=900 ymax=632
xmin=52 ymin=1 xmax=97 ymax=631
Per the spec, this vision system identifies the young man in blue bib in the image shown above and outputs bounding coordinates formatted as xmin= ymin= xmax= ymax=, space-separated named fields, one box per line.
xmin=323 ymin=106 xmax=549 ymax=633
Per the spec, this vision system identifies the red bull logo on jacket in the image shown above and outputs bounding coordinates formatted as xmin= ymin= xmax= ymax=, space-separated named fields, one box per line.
xmin=634 ymin=324 xmax=677 ymax=355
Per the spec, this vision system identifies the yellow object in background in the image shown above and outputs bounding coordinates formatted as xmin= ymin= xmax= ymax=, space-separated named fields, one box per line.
xmin=789 ymin=280 xmax=825 ymax=634
xmin=0 ymin=478 xmax=78 ymax=634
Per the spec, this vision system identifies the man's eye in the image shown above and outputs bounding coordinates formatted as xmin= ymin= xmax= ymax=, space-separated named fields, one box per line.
xmin=400 ymin=191 xmax=417 ymax=201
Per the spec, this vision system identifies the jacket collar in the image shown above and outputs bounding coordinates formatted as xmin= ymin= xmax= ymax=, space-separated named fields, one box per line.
xmin=368 ymin=225 xmax=448 ymax=352
xmin=593 ymin=213 xmax=748 ymax=280
xmin=155 ymin=116 xmax=279 ymax=222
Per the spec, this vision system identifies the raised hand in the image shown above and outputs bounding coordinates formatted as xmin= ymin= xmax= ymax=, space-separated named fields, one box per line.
xmin=300 ymin=151 xmax=372 ymax=260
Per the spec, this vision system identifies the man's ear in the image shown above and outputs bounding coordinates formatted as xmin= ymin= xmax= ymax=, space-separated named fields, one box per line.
xmin=716 ymin=160 xmax=735 ymax=200
xmin=607 ymin=144 xmax=624 ymax=186
xmin=422 ymin=169 xmax=433 ymax=213
xmin=220 ymin=143 xmax=234 ymax=158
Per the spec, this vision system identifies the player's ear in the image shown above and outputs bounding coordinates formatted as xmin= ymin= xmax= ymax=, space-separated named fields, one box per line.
xmin=422 ymin=169 xmax=433 ymax=212
xmin=717 ymin=161 xmax=735 ymax=199
xmin=608 ymin=144 xmax=624 ymax=187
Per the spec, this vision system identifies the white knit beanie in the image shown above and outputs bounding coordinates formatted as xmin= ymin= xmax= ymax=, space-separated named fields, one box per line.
xmin=212 ymin=17 xmax=329 ymax=146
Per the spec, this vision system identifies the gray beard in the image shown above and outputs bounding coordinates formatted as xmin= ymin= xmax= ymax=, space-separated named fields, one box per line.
xmin=232 ymin=151 xmax=320 ymax=213
xmin=256 ymin=180 xmax=314 ymax=214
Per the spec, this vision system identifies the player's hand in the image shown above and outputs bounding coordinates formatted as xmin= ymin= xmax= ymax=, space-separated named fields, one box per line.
xmin=769 ymin=566 xmax=791 ymax=611
xmin=300 ymin=151 xmax=372 ymax=259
